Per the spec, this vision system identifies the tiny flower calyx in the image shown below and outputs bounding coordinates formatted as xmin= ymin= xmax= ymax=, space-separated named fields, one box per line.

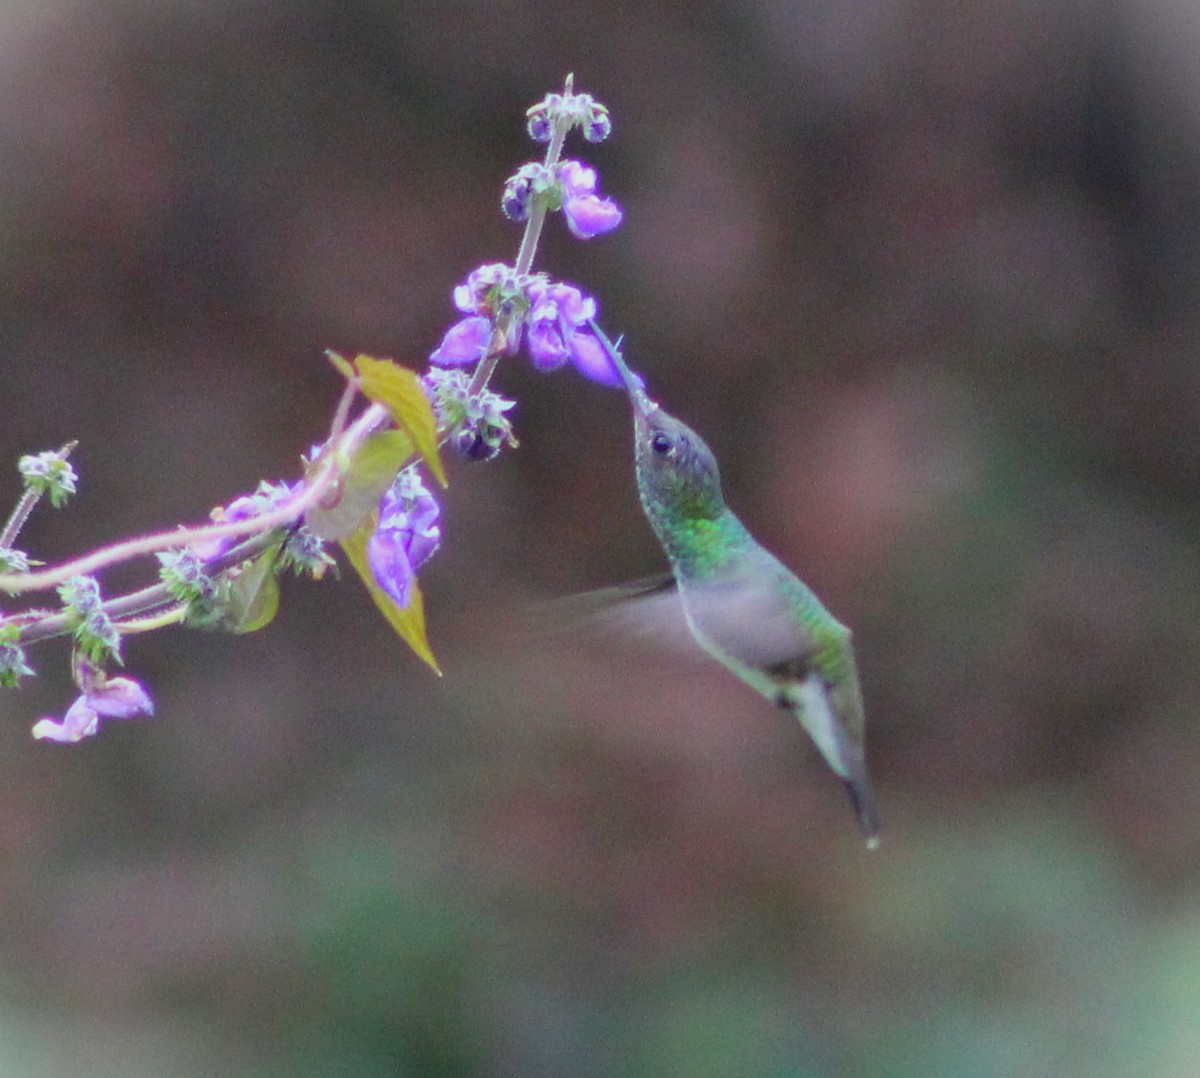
xmin=19 ymin=447 xmax=78 ymax=509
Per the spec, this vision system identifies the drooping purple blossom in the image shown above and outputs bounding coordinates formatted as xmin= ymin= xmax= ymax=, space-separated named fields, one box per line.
xmin=525 ymin=282 xmax=594 ymax=371
xmin=32 ymin=676 xmax=154 ymax=743
xmin=567 ymin=328 xmax=625 ymax=386
xmin=557 ymin=160 xmax=623 ymax=239
xmin=501 ymin=174 xmax=533 ymax=223
xmin=367 ymin=467 xmax=441 ymax=608
xmin=429 ymin=315 xmax=493 ymax=367
xmin=525 ymin=282 xmax=622 ymax=386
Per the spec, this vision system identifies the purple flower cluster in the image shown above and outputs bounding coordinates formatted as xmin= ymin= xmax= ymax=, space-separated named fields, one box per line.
xmin=430 ymin=266 xmax=621 ymax=386
xmin=432 ymin=84 xmax=623 ymax=392
xmin=501 ymin=160 xmax=622 ymax=240
xmin=367 ymin=466 xmax=441 ymax=608
xmin=32 ymin=676 xmax=153 ymax=743
xmin=525 ymin=89 xmax=611 ymax=143
xmin=423 ymin=368 xmax=517 ymax=462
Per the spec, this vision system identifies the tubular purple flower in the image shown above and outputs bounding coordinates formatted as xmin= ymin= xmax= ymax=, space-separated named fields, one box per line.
xmin=558 ymin=161 xmax=623 ymax=239
xmin=32 ymin=696 xmax=98 ymax=743
xmin=521 ymin=282 xmax=619 ymax=383
xmin=88 ymin=676 xmax=155 ymax=719
xmin=525 ymin=283 xmax=594 ymax=371
xmin=367 ymin=467 xmax=441 ymax=609
xmin=429 ymin=315 xmax=493 ymax=367
xmin=566 ymin=328 xmax=624 ymax=386
xmin=32 ymin=676 xmax=154 ymax=743
xmin=526 ymin=320 xmax=569 ymax=371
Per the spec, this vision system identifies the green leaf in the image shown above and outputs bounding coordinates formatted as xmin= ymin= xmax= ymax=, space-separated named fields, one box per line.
xmin=306 ymin=429 xmax=415 ymax=542
xmin=341 ymin=515 xmax=441 ymax=675
xmin=354 ymin=355 xmax=447 ymax=488
xmin=325 ymin=349 xmax=355 ymax=381
xmin=223 ymin=547 xmax=281 ymax=633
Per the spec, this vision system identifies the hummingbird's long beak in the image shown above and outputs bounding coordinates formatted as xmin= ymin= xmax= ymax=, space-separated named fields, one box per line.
xmin=587 ymin=319 xmax=656 ymax=419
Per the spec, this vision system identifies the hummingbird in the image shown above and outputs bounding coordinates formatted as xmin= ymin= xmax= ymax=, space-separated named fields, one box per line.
xmin=588 ymin=321 xmax=880 ymax=848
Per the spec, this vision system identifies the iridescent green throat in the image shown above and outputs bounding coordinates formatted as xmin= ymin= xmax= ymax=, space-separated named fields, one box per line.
xmin=643 ymin=504 xmax=747 ymax=580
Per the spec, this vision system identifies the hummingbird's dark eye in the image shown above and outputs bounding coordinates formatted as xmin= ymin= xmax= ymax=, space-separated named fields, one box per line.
xmin=650 ymin=433 xmax=672 ymax=455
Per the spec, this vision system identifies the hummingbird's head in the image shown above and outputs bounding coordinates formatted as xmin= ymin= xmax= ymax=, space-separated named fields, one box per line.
xmin=584 ymin=319 xmax=725 ymax=520
xmin=634 ymin=405 xmax=725 ymax=521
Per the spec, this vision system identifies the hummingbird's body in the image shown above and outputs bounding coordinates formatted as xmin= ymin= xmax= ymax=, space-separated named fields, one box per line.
xmin=590 ymin=322 xmax=880 ymax=847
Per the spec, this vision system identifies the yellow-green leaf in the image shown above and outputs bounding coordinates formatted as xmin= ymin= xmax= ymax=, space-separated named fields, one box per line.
xmin=325 ymin=349 xmax=355 ymax=381
xmin=223 ymin=548 xmax=281 ymax=633
xmin=341 ymin=516 xmax=441 ymax=675
xmin=306 ymin=429 xmax=415 ymax=542
xmin=354 ymin=355 xmax=447 ymax=487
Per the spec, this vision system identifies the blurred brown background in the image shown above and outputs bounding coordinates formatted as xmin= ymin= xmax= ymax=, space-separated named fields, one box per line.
xmin=1 ymin=1 xmax=1199 ymax=1074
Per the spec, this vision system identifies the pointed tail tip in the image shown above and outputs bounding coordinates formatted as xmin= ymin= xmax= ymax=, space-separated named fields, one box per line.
xmin=842 ymin=776 xmax=882 ymax=851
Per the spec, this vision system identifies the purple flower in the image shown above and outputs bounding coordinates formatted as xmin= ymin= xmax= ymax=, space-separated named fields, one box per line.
xmin=428 ymin=267 xmax=622 ymax=385
xmin=32 ymin=677 xmax=154 ymax=744
xmin=452 ymin=263 xmax=521 ymax=317
xmin=429 ymin=315 xmax=493 ymax=366
xmin=558 ymin=161 xmax=623 ymax=239
xmin=523 ymin=282 xmax=622 ymax=385
xmin=583 ymin=104 xmax=612 ymax=143
xmin=565 ymin=327 xmax=623 ymax=386
xmin=367 ymin=467 xmax=441 ymax=608
xmin=526 ymin=282 xmax=593 ymax=371
xmin=430 ymin=264 xmax=533 ymax=367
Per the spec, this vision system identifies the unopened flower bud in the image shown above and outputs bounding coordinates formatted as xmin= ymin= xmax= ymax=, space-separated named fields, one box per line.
xmin=525 ymin=94 xmax=561 ymax=141
xmin=501 ymin=174 xmax=532 ymax=222
xmin=584 ymin=103 xmax=612 ymax=142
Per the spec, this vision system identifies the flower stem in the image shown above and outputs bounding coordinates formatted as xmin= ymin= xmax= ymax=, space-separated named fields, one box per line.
xmin=0 ymin=401 xmax=386 ymax=597
xmin=115 ymin=605 xmax=188 ymax=634
xmin=14 ymin=529 xmax=282 ymax=646
xmin=467 ymin=73 xmax=576 ymax=400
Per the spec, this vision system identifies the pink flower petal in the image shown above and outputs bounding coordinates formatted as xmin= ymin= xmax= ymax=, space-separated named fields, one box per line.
xmin=564 ymin=195 xmax=623 ymax=239
xmin=32 ymin=697 xmax=99 ymax=743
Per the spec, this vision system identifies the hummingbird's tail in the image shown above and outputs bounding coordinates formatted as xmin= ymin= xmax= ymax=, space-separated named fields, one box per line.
xmin=793 ymin=673 xmax=881 ymax=849
xmin=841 ymin=764 xmax=881 ymax=851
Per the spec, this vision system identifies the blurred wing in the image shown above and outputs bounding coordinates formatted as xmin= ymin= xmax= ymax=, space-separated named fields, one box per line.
xmin=531 ymin=574 xmax=708 ymax=659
